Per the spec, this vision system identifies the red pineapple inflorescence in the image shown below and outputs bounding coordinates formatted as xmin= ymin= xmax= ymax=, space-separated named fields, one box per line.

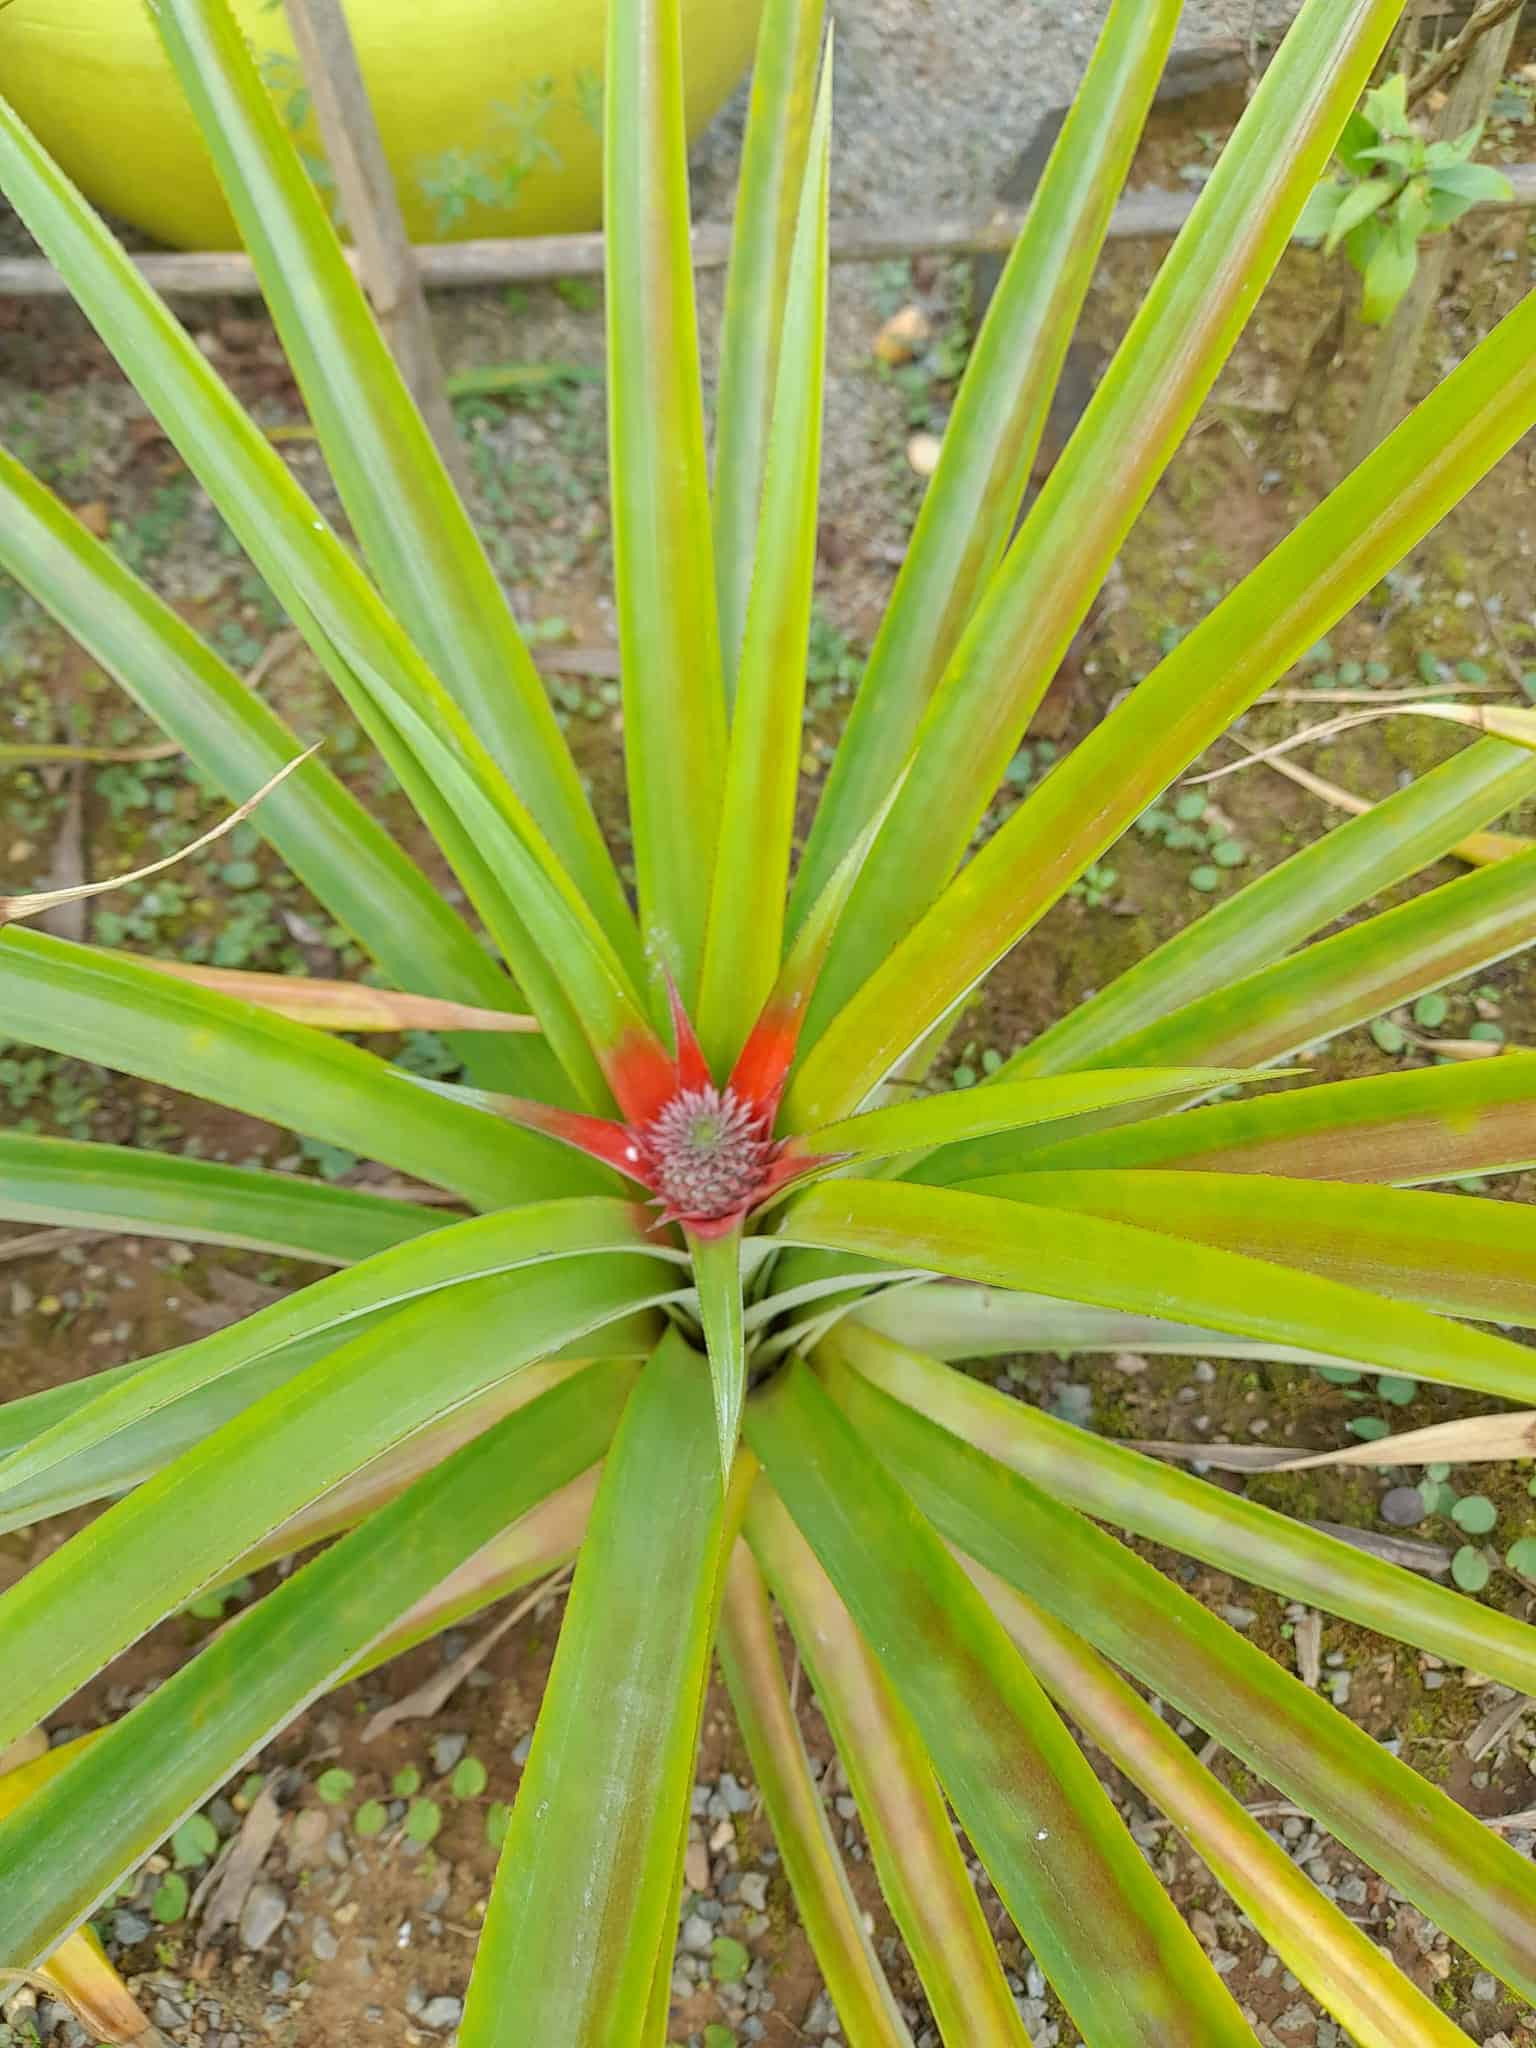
xmin=487 ymin=979 xmax=831 ymax=1238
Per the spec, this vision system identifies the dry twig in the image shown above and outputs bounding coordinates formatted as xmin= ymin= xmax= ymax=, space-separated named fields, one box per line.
xmin=362 ymin=1566 xmax=574 ymax=1740
xmin=1408 ymin=0 xmax=1525 ymax=103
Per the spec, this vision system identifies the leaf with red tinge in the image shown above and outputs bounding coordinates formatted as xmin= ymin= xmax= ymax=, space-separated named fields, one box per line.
xmin=715 ymin=1541 xmax=913 ymax=2045
xmin=736 ymin=782 xmax=908 ymax=1124
xmin=667 ymin=972 xmax=715 ymax=1091
xmin=604 ymin=0 xmax=728 ymax=1001
xmin=604 ymin=1024 xmax=683 ymax=1128
xmin=699 ymin=47 xmax=833 ymax=1067
xmin=106 ymin=958 xmax=541 ymax=1036
xmin=469 ymin=1093 xmax=648 ymax=1185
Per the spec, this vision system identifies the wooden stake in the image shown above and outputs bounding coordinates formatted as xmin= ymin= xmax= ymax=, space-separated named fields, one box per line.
xmin=282 ymin=0 xmax=473 ymax=497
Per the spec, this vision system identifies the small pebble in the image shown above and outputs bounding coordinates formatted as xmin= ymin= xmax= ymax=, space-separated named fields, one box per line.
xmin=738 ymin=1872 xmax=769 ymax=1912
xmin=419 ymin=1995 xmax=464 ymax=2031
xmin=1472 ymin=1971 xmax=1499 ymax=2002
xmin=1380 ymin=1486 xmax=1425 ymax=1528
xmin=430 ymin=1732 xmax=468 ymax=1776
xmin=238 ymin=1880 xmax=288 ymax=1952
xmin=906 ymin=431 xmax=942 ymax=477
xmin=1048 ymin=1383 xmax=1093 ymax=1428
xmin=112 ymin=1909 xmax=151 ymax=1946
xmin=711 ymin=1772 xmax=748 ymax=1815
xmin=287 ymin=1808 xmax=329 ymax=1869
xmin=803 ymin=1990 xmax=838 ymax=2036
xmin=680 ymin=1913 xmax=714 ymax=1954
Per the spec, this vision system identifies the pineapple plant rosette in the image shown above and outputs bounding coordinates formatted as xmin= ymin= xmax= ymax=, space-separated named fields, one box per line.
xmin=3 ymin=0 xmax=1536 ymax=2040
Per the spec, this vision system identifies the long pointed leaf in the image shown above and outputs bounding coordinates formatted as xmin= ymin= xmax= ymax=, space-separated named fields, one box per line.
xmin=605 ymin=0 xmax=728 ymax=998
xmin=804 ymin=0 xmax=1403 ymax=1030
xmin=697 ymin=56 xmax=832 ymax=1063
xmin=993 ymin=1168 xmax=1536 ymax=1324
xmin=795 ymin=1067 xmax=1260 ymax=1166
xmin=0 ymin=1738 xmax=149 ymax=2044
xmin=105 ymin=957 xmax=539 ymax=1036
xmin=1083 ymin=848 xmax=1536 ymax=1073
xmin=0 ymin=1335 xmax=639 ymax=1546
xmin=348 ymin=1468 xmax=598 ymax=1677
xmin=462 ymin=1327 xmax=726 ymax=2044
xmin=715 ymin=1540 xmax=914 ymax=2048
xmin=0 ymin=1199 xmax=672 ymax=1533
xmin=637 ymin=1451 xmax=762 ymax=2048
xmin=0 ymin=444 xmax=550 ymax=1091
xmin=1013 ymin=735 xmax=1536 ymax=1079
xmin=0 ymin=1130 xmax=438 ymax=1261
xmin=787 ymin=283 xmax=1536 ymax=1126
xmin=0 ymin=88 xmax=631 ymax=1099
xmin=0 ymin=927 xmax=575 ymax=1206
xmin=794 ymin=0 xmax=1182 ymax=918
xmin=779 ymin=1178 xmax=1536 ymax=1403
xmin=731 ymin=779 xmax=912 ymax=1125
xmin=712 ymin=0 xmax=829 ymax=687
xmin=152 ymin=0 xmax=632 ymax=949
xmin=749 ymin=1485 xmax=1029 ymax=2047
xmin=745 ymin=1359 xmax=1251 ymax=2047
xmin=690 ymin=1224 xmax=748 ymax=1478
xmin=827 ymin=1323 xmax=1536 ymax=1702
xmin=0 ymin=1339 xmax=335 ymax=1529
xmin=0 ymin=1364 xmax=633 ymax=1965
xmin=0 ymin=1258 xmax=669 ymax=1754
xmin=238 ymin=1364 xmax=595 ymax=1576
xmin=344 ymin=674 xmax=672 ymax=1112
xmin=852 ymin=1282 xmax=1352 ymax=1368
xmin=827 ymin=1358 xmax=1536 ymax=2004
xmin=1019 ymin=1058 xmax=1536 ymax=1184
xmin=972 ymin=1566 xmax=1474 ymax=2048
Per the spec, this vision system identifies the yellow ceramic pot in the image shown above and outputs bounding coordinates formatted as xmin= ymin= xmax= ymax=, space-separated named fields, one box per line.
xmin=2 ymin=1 xmax=760 ymax=250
